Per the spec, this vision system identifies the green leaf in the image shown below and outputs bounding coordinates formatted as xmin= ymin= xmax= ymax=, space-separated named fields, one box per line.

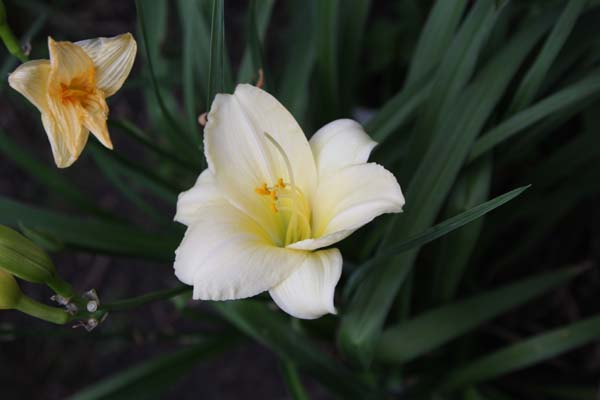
xmin=108 ymin=119 xmax=196 ymax=172
xmin=315 ymin=0 xmax=340 ymax=125
xmin=0 ymin=129 xmax=106 ymax=218
xmin=433 ymin=157 xmax=492 ymax=303
xmin=237 ymin=0 xmax=274 ymax=84
xmin=0 ymin=197 xmax=178 ymax=261
xmin=404 ymin=0 xmax=501 ymax=179
xmin=207 ymin=0 xmax=225 ymax=105
xmin=339 ymin=10 xmax=555 ymax=367
xmin=366 ymin=79 xmax=432 ymax=143
xmin=338 ymin=0 xmax=371 ymax=114
xmin=439 ymin=312 xmax=600 ymax=391
xmin=88 ymin=142 xmax=179 ymax=205
xmin=469 ymin=70 xmax=600 ymax=162
xmin=342 ymin=186 xmax=529 ymax=302
xmin=214 ymin=300 xmax=377 ymax=399
xmin=376 ymin=267 xmax=583 ymax=364
xmin=276 ymin=1 xmax=317 ymax=125
xmin=405 ymin=0 xmax=467 ymax=86
xmin=135 ymin=0 xmax=198 ymax=163
xmin=524 ymin=130 xmax=600 ymax=189
xmin=280 ymin=360 xmax=310 ymax=400
xmin=89 ymin=147 xmax=164 ymax=222
xmin=66 ymin=339 xmax=234 ymax=400
xmin=508 ymin=0 xmax=587 ymax=113
xmin=177 ymin=0 xmax=211 ymax=146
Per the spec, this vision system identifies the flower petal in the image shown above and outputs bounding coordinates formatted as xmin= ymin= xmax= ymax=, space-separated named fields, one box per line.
xmin=48 ymin=37 xmax=95 ymax=84
xmin=289 ymin=163 xmax=404 ymax=251
xmin=233 ymin=84 xmax=317 ymax=197
xmin=204 ymin=84 xmax=317 ymax=235
xmin=174 ymin=202 xmax=308 ymax=300
xmin=41 ymin=111 xmax=88 ymax=168
xmin=310 ymin=119 xmax=377 ymax=176
xmin=75 ymin=33 xmax=137 ymax=97
xmin=8 ymin=60 xmax=51 ymax=112
xmin=81 ymin=95 xmax=112 ymax=149
xmin=174 ymin=169 xmax=227 ymax=226
xmin=269 ymin=247 xmax=342 ymax=319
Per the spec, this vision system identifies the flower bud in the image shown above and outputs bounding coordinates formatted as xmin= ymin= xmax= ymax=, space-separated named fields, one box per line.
xmin=0 ymin=269 xmax=21 ymax=310
xmin=0 ymin=225 xmax=56 ymax=284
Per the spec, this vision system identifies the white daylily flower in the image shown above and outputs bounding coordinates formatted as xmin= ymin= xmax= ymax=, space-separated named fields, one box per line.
xmin=174 ymin=84 xmax=404 ymax=319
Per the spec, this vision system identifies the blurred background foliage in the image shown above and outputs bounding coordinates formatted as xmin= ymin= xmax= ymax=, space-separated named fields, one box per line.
xmin=1 ymin=0 xmax=600 ymax=399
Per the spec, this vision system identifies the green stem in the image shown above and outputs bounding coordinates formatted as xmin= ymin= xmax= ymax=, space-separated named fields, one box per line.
xmin=101 ymin=285 xmax=191 ymax=312
xmin=15 ymin=295 xmax=69 ymax=325
xmin=0 ymin=1 xmax=28 ymax=62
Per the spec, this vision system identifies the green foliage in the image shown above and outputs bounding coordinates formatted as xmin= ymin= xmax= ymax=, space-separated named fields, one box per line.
xmin=2 ymin=0 xmax=599 ymax=398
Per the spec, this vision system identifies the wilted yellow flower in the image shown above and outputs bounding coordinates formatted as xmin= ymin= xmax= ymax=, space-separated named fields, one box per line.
xmin=8 ymin=33 xmax=137 ymax=167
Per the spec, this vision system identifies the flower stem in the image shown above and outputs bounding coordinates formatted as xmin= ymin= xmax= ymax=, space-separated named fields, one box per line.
xmin=0 ymin=1 xmax=28 ymax=62
xmin=15 ymin=295 xmax=70 ymax=325
xmin=101 ymin=285 xmax=191 ymax=312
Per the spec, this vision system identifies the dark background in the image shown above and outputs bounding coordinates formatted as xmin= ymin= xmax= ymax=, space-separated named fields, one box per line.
xmin=1 ymin=0 xmax=600 ymax=399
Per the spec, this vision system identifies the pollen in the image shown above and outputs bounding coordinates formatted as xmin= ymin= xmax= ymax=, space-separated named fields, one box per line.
xmin=254 ymin=182 xmax=271 ymax=196
xmin=255 ymin=179 xmax=287 ymax=214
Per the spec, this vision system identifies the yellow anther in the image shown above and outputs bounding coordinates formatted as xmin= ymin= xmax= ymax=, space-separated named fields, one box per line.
xmin=276 ymin=178 xmax=286 ymax=188
xmin=270 ymin=190 xmax=278 ymax=201
xmin=255 ymin=183 xmax=271 ymax=196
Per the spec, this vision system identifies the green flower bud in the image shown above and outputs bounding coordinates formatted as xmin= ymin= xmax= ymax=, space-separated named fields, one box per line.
xmin=0 ymin=225 xmax=56 ymax=284
xmin=0 ymin=269 xmax=21 ymax=309
xmin=0 ymin=225 xmax=73 ymax=299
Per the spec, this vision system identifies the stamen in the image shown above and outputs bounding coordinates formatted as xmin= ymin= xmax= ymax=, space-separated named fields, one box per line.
xmin=259 ymin=132 xmax=312 ymax=245
xmin=255 ymin=182 xmax=271 ymax=196
xmin=263 ymin=132 xmax=295 ymax=188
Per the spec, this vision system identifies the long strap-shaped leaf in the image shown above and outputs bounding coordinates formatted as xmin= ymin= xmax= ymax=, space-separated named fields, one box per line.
xmin=214 ymin=300 xmax=378 ymax=399
xmin=237 ymin=0 xmax=274 ymax=85
xmin=135 ymin=0 xmax=199 ymax=164
xmin=338 ymin=9 xmax=556 ymax=368
xmin=0 ymin=130 xmax=106 ymax=218
xmin=66 ymin=338 xmax=234 ymax=400
xmin=507 ymin=0 xmax=587 ymax=113
xmin=177 ymin=0 xmax=211 ymax=147
xmin=376 ymin=266 xmax=583 ymax=364
xmin=439 ymin=312 xmax=600 ymax=392
xmin=275 ymin=1 xmax=317 ymax=125
xmin=405 ymin=0 xmax=467 ymax=86
xmin=314 ymin=0 xmax=340 ymax=125
xmin=342 ymin=186 xmax=529 ymax=300
xmin=207 ymin=0 xmax=225 ymax=106
xmin=469 ymin=70 xmax=600 ymax=161
xmin=403 ymin=0 xmax=501 ymax=180
xmin=0 ymin=197 xmax=178 ymax=261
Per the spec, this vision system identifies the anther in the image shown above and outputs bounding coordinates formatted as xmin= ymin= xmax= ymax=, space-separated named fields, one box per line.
xmin=255 ymin=183 xmax=271 ymax=196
